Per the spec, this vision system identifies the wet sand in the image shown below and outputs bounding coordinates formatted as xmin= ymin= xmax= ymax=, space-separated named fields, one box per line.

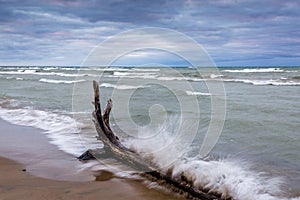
xmin=0 ymin=157 xmax=177 ymax=200
xmin=0 ymin=119 xmax=177 ymax=199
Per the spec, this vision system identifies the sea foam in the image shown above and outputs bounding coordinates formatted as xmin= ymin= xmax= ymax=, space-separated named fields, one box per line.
xmin=0 ymin=105 xmax=88 ymax=156
xmin=125 ymin=122 xmax=288 ymax=200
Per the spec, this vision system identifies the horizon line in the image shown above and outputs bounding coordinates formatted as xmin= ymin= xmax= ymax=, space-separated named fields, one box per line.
xmin=0 ymin=65 xmax=300 ymax=68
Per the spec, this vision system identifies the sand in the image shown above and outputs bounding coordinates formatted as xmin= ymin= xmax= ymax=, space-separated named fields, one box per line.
xmin=0 ymin=157 xmax=178 ymax=200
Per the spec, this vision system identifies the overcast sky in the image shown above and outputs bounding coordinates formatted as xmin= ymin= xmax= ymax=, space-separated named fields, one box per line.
xmin=1 ymin=0 xmax=299 ymax=66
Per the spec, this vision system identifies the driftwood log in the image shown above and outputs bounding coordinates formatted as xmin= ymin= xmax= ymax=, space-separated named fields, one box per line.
xmin=78 ymin=80 xmax=227 ymax=200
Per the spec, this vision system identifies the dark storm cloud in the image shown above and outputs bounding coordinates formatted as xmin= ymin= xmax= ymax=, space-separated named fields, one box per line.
xmin=70 ymin=0 xmax=183 ymax=24
xmin=0 ymin=0 xmax=299 ymax=66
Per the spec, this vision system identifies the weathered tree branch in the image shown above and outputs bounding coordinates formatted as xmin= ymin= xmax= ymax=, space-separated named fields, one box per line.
xmin=92 ymin=80 xmax=125 ymax=149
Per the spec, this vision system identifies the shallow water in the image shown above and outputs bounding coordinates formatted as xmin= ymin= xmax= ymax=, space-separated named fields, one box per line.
xmin=0 ymin=66 xmax=299 ymax=199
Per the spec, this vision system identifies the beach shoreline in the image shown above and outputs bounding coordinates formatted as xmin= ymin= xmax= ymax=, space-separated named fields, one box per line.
xmin=0 ymin=119 xmax=178 ymax=199
xmin=0 ymin=118 xmax=92 ymax=181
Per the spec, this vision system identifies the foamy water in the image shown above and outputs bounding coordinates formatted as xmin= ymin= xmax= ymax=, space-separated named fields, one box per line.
xmin=0 ymin=106 xmax=87 ymax=155
xmin=124 ymin=122 xmax=291 ymax=200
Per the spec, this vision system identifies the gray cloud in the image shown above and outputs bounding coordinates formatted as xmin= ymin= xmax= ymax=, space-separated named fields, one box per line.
xmin=0 ymin=0 xmax=299 ymax=66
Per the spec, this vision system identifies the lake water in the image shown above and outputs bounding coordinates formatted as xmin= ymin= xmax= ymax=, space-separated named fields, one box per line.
xmin=0 ymin=66 xmax=299 ymax=199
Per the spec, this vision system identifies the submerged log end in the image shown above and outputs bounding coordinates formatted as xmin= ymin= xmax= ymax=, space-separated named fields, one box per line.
xmin=78 ymin=150 xmax=96 ymax=160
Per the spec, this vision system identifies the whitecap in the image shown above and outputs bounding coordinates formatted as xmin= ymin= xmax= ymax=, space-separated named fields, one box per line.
xmin=105 ymin=74 xmax=158 ymax=79
xmin=113 ymin=71 xmax=157 ymax=76
xmin=186 ymin=90 xmax=211 ymax=96
xmin=131 ymin=68 xmax=161 ymax=72
xmin=224 ymin=78 xmax=300 ymax=86
xmin=81 ymin=67 xmax=130 ymax=72
xmin=157 ymin=76 xmax=204 ymax=82
xmin=39 ymin=78 xmax=86 ymax=84
xmin=99 ymin=83 xmax=148 ymax=90
xmin=210 ymin=74 xmax=224 ymax=79
xmin=42 ymin=67 xmax=58 ymax=71
xmin=0 ymin=70 xmax=94 ymax=77
xmin=223 ymin=68 xmax=284 ymax=73
xmin=17 ymin=69 xmax=37 ymax=73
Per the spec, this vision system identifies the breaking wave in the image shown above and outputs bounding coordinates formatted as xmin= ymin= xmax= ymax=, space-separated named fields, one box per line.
xmin=106 ymin=71 xmax=158 ymax=79
xmin=223 ymin=68 xmax=284 ymax=73
xmin=0 ymin=70 xmax=95 ymax=77
xmin=39 ymin=78 xmax=86 ymax=84
xmin=224 ymin=78 xmax=300 ymax=86
xmin=170 ymin=158 xmax=285 ymax=200
xmin=185 ymin=90 xmax=211 ymax=96
xmin=0 ymin=100 xmax=88 ymax=156
xmin=125 ymin=123 xmax=290 ymax=200
xmin=157 ymin=76 xmax=204 ymax=81
xmin=99 ymin=83 xmax=149 ymax=90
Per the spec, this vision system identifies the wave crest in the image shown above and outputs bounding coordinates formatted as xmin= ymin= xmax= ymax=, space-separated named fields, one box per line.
xmin=39 ymin=78 xmax=86 ymax=84
xmin=99 ymin=83 xmax=148 ymax=90
xmin=223 ymin=68 xmax=284 ymax=73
